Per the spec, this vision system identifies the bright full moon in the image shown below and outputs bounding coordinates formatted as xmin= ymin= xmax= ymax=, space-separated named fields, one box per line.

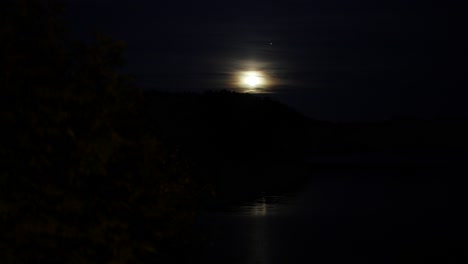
xmin=240 ymin=71 xmax=265 ymax=89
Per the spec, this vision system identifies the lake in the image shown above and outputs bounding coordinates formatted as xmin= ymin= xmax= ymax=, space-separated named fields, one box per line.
xmin=191 ymin=167 xmax=466 ymax=263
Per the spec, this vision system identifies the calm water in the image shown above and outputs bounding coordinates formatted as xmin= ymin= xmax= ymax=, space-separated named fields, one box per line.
xmin=193 ymin=169 xmax=466 ymax=263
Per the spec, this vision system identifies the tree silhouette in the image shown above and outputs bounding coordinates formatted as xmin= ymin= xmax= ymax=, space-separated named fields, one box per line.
xmin=1 ymin=1 xmax=198 ymax=263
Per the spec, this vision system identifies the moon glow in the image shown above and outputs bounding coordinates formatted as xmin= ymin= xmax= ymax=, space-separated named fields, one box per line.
xmin=239 ymin=71 xmax=266 ymax=90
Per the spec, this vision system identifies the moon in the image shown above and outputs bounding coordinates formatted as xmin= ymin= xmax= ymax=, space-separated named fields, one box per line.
xmin=240 ymin=71 xmax=265 ymax=89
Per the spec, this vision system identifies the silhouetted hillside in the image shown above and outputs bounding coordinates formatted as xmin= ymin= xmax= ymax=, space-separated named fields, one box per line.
xmin=141 ymin=89 xmax=468 ymax=202
xmin=329 ymin=117 xmax=468 ymax=155
xmin=143 ymin=90 xmax=326 ymax=161
xmin=306 ymin=117 xmax=468 ymax=171
xmin=142 ymin=89 xmax=332 ymax=204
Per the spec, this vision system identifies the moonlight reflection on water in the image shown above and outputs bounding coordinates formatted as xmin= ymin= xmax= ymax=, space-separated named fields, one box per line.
xmin=234 ymin=195 xmax=296 ymax=217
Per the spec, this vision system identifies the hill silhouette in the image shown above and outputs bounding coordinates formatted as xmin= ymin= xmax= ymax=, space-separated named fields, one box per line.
xmin=143 ymin=90 xmax=324 ymax=160
xmin=142 ymin=89 xmax=333 ymax=204
xmin=141 ymin=89 xmax=468 ymax=203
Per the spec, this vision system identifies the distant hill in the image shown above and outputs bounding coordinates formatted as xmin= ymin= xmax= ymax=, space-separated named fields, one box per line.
xmin=328 ymin=117 xmax=468 ymax=155
xmin=142 ymin=89 xmax=332 ymax=203
xmin=142 ymin=89 xmax=468 ymax=163
xmin=143 ymin=89 xmax=331 ymax=162
xmin=141 ymin=89 xmax=468 ymax=202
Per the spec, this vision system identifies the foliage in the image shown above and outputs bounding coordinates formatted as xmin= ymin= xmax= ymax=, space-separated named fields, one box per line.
xmin=1 ymin=1 xmax=198 ymax=263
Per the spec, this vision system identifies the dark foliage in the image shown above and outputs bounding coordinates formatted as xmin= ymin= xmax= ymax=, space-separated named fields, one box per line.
xmin=1 ymin=1 xmax=198 ymax=263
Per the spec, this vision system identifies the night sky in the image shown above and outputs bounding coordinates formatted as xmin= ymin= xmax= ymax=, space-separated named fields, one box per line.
xmin=67 ymin=0 xmax=465 ymax=122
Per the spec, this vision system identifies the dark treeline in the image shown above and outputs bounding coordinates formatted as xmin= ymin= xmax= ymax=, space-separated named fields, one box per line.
xmin=325 ymin=118 xmax=468 ymax=156
xmin=142 ymin=90 xmax=331 ymax=204
xmin=307 ymin=117 xmax=468 ymax=173
xmin=142 ymin=89 xmax=468 ymax=201
xmin=143 ymin=89 xmax=320 ymax=162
